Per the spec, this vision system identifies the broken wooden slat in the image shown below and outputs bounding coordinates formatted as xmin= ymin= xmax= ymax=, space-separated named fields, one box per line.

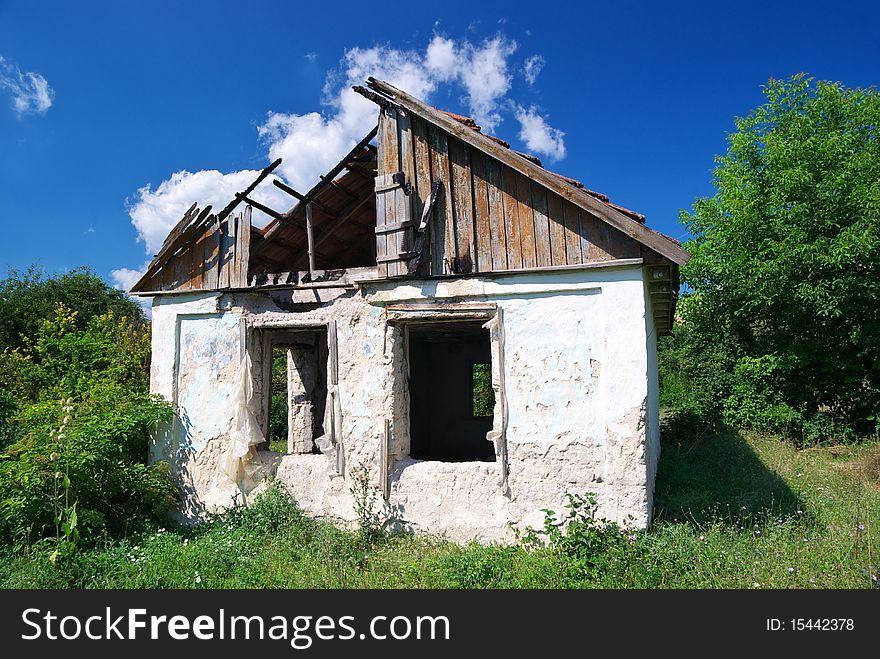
xmin=547 ymin=191 xmax=567 ymax=266
xmin=531 ymin=180 xmax=552 ymax=268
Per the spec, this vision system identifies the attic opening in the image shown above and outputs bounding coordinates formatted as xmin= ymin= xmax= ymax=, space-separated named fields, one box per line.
xmin=247 ymin=128 xmax=380 ymax=281
xmin=408 ymin=321 xmax=496 ymax=462
xmin=263 ymin=329 xmax=328 ymax=455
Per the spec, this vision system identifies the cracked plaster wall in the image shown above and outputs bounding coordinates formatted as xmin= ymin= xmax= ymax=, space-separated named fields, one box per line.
xmin=148 ymin=265 xmax=656 ymax=542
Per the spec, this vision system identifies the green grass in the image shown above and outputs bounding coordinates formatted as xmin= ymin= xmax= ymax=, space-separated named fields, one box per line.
xmin=2 ymin=427 xmax=878 ymax=589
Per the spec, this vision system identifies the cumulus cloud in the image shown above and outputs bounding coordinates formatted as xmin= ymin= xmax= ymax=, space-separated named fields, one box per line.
xmin=123 ymin=30 xmax=566 ymax=263
xmin=0 ymin=56 xmax=54 ymax=117
xmin=523 ymin=54 xmax=544 ymax=85
xmin=514 ymin=105 xmax=566 ymax=161
xmin=110 ymin=262 xmax=153 ymax=316
xmin=128 ymin=169 xmax=291 ymax=255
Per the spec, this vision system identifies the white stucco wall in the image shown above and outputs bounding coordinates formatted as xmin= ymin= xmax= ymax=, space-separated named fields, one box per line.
xmin=148 ymin=264 xmax=658 ymax=542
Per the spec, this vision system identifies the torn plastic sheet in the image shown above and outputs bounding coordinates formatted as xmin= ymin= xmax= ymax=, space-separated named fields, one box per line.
xmin=216 ymin=353 xmax=265 ymax=499
xmin=315 ymin=383 xmax=345 ymax=474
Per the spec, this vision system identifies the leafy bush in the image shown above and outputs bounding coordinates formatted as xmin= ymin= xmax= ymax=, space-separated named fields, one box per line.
xmin=519 ymin=493 xmax=629 ymax=580
xmin=0 ymin=276 xmax=177 ymax=551
xmin=665 ymin=74 xmax=880 ymax=443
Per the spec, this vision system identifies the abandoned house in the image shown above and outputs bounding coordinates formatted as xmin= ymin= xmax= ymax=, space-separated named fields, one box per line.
xmin=130 ymin=78 xmax=690 ymax=543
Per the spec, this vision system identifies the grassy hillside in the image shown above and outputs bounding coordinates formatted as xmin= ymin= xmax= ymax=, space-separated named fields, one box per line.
xmin=2 ymin=426 xmax=877 ymax=589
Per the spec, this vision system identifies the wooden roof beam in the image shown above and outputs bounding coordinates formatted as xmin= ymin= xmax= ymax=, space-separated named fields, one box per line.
xmin=216 ymin=158 xmax=282 ymax=222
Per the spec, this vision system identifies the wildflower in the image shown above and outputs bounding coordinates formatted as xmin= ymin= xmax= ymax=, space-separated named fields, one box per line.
xmin=183 ymin=538 xmax=189 ymax=546
xmin=755 ymin=530 xmax=761 ymax=535
xmin=796 ymin=510 xmax=803 ymax=515
xmin=195 ymin=573 xmax=201 ymax=584
xmin=57 ymin=433 xmax=66 ymax=441
xmin=63 ymin=415 xmax=72 ymax=424
xmin=699 ymin=535 xmax=705 ymax=541
xmin=809 ymin=578 xmax=815 ymax=584
xmin=787 ymin=567 xmax=794 ymax=573
xmin=857 ymin=524 xmax=865 ymax=531
xmin=49 ymin=452 xmax=58 ymax=461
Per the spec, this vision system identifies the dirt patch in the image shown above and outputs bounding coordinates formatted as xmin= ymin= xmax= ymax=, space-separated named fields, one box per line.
xmin=844 ymin=444 xmax=880 ymax=490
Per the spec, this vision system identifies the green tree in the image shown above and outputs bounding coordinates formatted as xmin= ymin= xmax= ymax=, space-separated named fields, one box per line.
xmin=0 ymin=266 xmax=144 ymax=352
xmin=674 ymin=74 xmax=880 ymax=442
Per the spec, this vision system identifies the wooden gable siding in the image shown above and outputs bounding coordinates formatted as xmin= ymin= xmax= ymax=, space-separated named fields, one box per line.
xmin=378 ymin=111 xmax=642 ymax=277
xmin=132 ymin=208 xmax=251 ymax=294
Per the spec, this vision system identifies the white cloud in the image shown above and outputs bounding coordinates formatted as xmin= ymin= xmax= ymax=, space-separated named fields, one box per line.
xmin=122 ymin=30 xmax=566 ymax=272
xmin=514 ymin=105 xmax=566 ymax=161
xmin=111 ymin=262 xmax=153 ymax=317
xmin=523 ymin=54 xmax=544 ymax=85
xmin=305 ymin=52 xmax=318 ymax=62
xmin=0 ymin=56 xmax=54 ymax=117
xmin=128 ymin=169 xmax=291 ymax=255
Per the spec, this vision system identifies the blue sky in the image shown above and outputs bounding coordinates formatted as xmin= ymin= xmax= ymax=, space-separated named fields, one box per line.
xmin=1 ymin=0 xmax=878 ymax=291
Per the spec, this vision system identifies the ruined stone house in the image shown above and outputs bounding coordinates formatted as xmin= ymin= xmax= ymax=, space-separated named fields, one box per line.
xmin=130 ymin=78 xmax=690 ymax=543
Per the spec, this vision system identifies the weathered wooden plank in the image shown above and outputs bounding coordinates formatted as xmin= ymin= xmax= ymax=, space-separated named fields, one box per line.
xmin=377 ymin=108 xmax=399 ymax=176
xmin=483 ymin=156 xmax=507 ymax=271
xmin=531 ymin=181 xmax=552 ymax=268
xmin=238 ymin=205 xmax=252 ymax=287
xmin=203 ymin=221 xmax=220 ymax=289
xmin=562 ymin=199 xmax=583 ymax=265
xmin=364 ymin=77 xmax=690 ymax=266
xmin=470 ymin=149 xmax=493 ymax=272
xmin=217 ymin=217 xmax=231 ymax=288
xmin=499 ymin=164 xmax=522 ymax=269
xmin=190 ymin=226 xmax=209 ymax=290
xmin=374 ymin=184 xmax=388 ymax=278
xmin=392 ymin=183 xmax=413 ymax=276
xmin=514 ymin=170 xmax=537 ymax=268
xmin=410 ymin=117 xmax=433 ymax=275
xmin=579 ymin=210 xmax=614 ymax=261
xmin=397 ymin=111 xmax=416 ymax=277
xmin=547 ymin=191 xmax=567 ymax=266
xmin=427 ymin=124 xmax=454 ymax=275
xmin=172 ymin=251 xmax=186 ymax=291
xmin=327 ymin=320 xmax=338 ymax=386
xmin=448 ymin=136 xmax=475 ymax=273
xmin=606 ymin=224 xmax=641 ymax=259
